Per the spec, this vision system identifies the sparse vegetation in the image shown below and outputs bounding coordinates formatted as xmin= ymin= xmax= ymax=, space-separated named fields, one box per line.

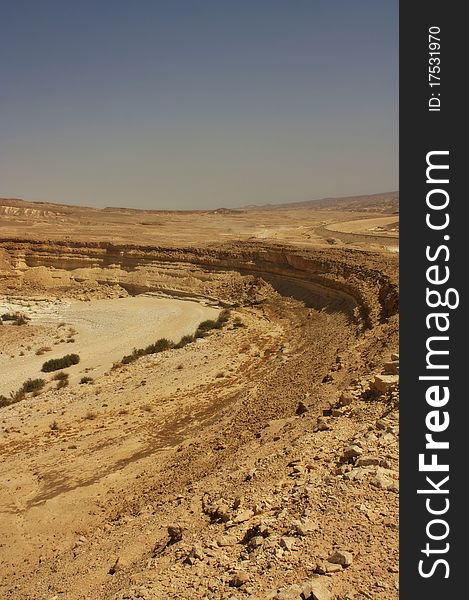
xmin=174 ymin=334 xmax=194 ymax=349
xmin=20 ymin=378 xmax=46 ymax=393
xmin=52 ymin=371 xmax=68 ymax=381
xmin=0 ymin=395 xmax=10 ymax=408
xmin=41 ymin=353 xmax=80 ymax=372
xmin=1 ymin=312 xmax=30 ymax=325
xmin=53 ymin=372 xmax=70 ymax=389
xmin=120 ymin=338 xmax=175 ymax=365
xmin=114 ymin=310 xmax=232 ymax=367
xmin=79 ymin=376 xmax=94 ymax=385
xmin=1 ymin=378 xmax=46 ymax=408
xmin=197 ymin=319 xmax=221 ymax=332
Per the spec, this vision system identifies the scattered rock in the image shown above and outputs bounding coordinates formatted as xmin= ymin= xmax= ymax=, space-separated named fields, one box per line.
xmin=341 ymin=445 xmax=363 ymax=460
xmin=371 ymin=375 xmax=399 ymax=394
xmin=301 ymin=576 xmax=332 ymax=600
xmin=229 ymin=570 xmax=250 ymax=587
xmin=167 ymin=524 xmax=183 ymax=545
xmin=356 ymin=455 xmax=381 ymax=467
xmin=233 ymin=509 xmax=254 ymax=523
xmin=216 ymin=534 xmax=238 ymax=547
xmin=338 ymin=391 xmax=354 ymax=406
xmin=292 ymin=519 xmax=317 ymax=537
xmin=314 ymin=417 xmax=330 ymax=432
xmin=383 ymin=361 xmax=399 ymax=375
xmin=108 ymin=557 xmax=120 ymax=575
xmin=184 ymin=545 xmax=204 ymax=565
xmin=275 ymin=584 xmax=303 ymax=599
xmin=296 ymin=401 xmax=308 ymax=415
xmin=328 ymin=549 xmax=353 ymax=567
xmin=372 ymin=468 xmax=398 ymax=491
xmin=280 ymin=536 xmax=296 ymax=551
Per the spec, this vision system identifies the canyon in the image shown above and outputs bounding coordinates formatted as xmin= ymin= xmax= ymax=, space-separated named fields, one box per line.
xmin=0 ymin=194 xmax=399 ymax=600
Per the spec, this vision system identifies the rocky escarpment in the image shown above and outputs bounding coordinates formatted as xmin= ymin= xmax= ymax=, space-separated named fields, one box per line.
xmin=0 ymin=239 xmax=398 ymax=330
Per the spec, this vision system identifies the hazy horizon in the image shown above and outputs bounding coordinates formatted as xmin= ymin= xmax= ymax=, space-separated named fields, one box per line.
xmin=0 ymin=1 xmax=398 ymax=210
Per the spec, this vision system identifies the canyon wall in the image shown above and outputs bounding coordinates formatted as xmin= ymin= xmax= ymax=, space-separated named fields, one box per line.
xmin=0 ymin=239 xmax=398 ymax=329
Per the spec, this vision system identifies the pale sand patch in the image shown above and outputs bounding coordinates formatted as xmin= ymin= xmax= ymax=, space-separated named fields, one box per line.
xmin=325 ymin=215 xmax=399 ymax=235
xmin=0 ymin=295 xmax=219 ymax=394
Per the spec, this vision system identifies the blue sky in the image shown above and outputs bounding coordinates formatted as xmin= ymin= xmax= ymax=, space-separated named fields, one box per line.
xmin=0 ymin=0 xmax=398 ymax=209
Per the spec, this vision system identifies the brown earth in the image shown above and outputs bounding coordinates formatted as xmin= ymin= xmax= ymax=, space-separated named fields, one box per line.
xmin=0 ymin=194 xmax=399 ymax=600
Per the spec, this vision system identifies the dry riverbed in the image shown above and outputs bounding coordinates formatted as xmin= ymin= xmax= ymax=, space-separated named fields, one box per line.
xmin=0 ymin=295 xmax=220 ymax=396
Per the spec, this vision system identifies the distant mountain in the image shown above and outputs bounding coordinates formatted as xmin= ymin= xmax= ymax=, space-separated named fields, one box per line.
xmin=250 ymin=192 xmax=399 ymax=213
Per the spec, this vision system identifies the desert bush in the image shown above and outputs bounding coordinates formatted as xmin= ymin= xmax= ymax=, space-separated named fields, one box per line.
xmin=0 ymin=395 xmax=11 ymax=407
xmin=52 ymin=371 xmax=69 ymax=381
xmin=1 ymin=379 xmax=45 ymax=407
xmin=174 ymin=334 xmax=194 ymax=349
xmin=15 ymin=315 xmax=30 ymax=326
xmin=116 ymin=312 xmax=229 ymax=367
xmin=53 ymin=371 xmax=69 ymax=389
xmin=197 ymin=319 xmax=219 ymax=333
xmin=41 ymin=353 xmax=80 ymax=372
xmin=217 ymin=309 xmax=231 ymax=324
xmin=10 ymin=389 xmax=25 ymax=403
xmin=80 ymin=376 xmax=94 ymax=384
xmin=121 ymin=348 xmax=146 ymax=365
xmin=1 ymin=312 xmax=30 ymax=325
xmin=1 ymin=312 xmax=17 ymax=321
xmin=120 ymin=338 xmax=174 ymax=365
xmin=21 ymin=378 xmax=46 ymax=393
xmin=145 ymin=338 xmax=174 ymax=354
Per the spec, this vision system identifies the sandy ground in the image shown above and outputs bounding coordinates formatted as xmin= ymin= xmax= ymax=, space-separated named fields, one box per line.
xmin=0 ymin=296 xmax=219 ymax=396
xmin=324 ymin=215 xmax=398 ymax=236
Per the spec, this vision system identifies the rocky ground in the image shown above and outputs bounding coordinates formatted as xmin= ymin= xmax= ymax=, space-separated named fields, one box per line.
xmin=0 ymin=197 xmax=399 ymax=599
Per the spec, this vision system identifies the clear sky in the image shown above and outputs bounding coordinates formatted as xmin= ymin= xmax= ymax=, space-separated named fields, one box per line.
xmin=0 ymin=0 xmax=398 ymax=210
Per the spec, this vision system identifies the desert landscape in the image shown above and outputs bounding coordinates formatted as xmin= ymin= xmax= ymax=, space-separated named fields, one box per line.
xmin=0 ymin=192 xmax=399 ymax=600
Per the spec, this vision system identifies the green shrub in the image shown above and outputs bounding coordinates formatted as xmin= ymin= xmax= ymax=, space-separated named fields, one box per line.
xmin=197 ymin=319 xmax=219 ymax=333
xmin=52 ymin=371 xmax=69 ymax=381
xmin=121 ymin=348 xmax=146 ymax=365
xmin=1 ymin=312 xmax=30 ymax=325
xmin=144 ymin=338 xmax=174 ymax=354
xmin=0 ymin=395 xmax=11 ymax=407
xmin=56 ymin=379 xmax=69 ymax=389
xmin=10 ymin=389 xmax=25 ymax=403
xmin=79 ymin=376 xmax=94 ymax=384
xmin=15 ymin=315 xmax=30 ymax=326
xmin=21 ymin=378 xmax=46 ymax=393
xmin=120 ymin=338 xmax=174 ymax=365
xmin=217 ymin=309 xmax=231 ymax=324
xmin=116 ymin=312 xmax=230 ymax=367
xmin=41 ymin=353 xmax=80 ymax=372
xmin=174 ymin=334 xmax=194 ymax=349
